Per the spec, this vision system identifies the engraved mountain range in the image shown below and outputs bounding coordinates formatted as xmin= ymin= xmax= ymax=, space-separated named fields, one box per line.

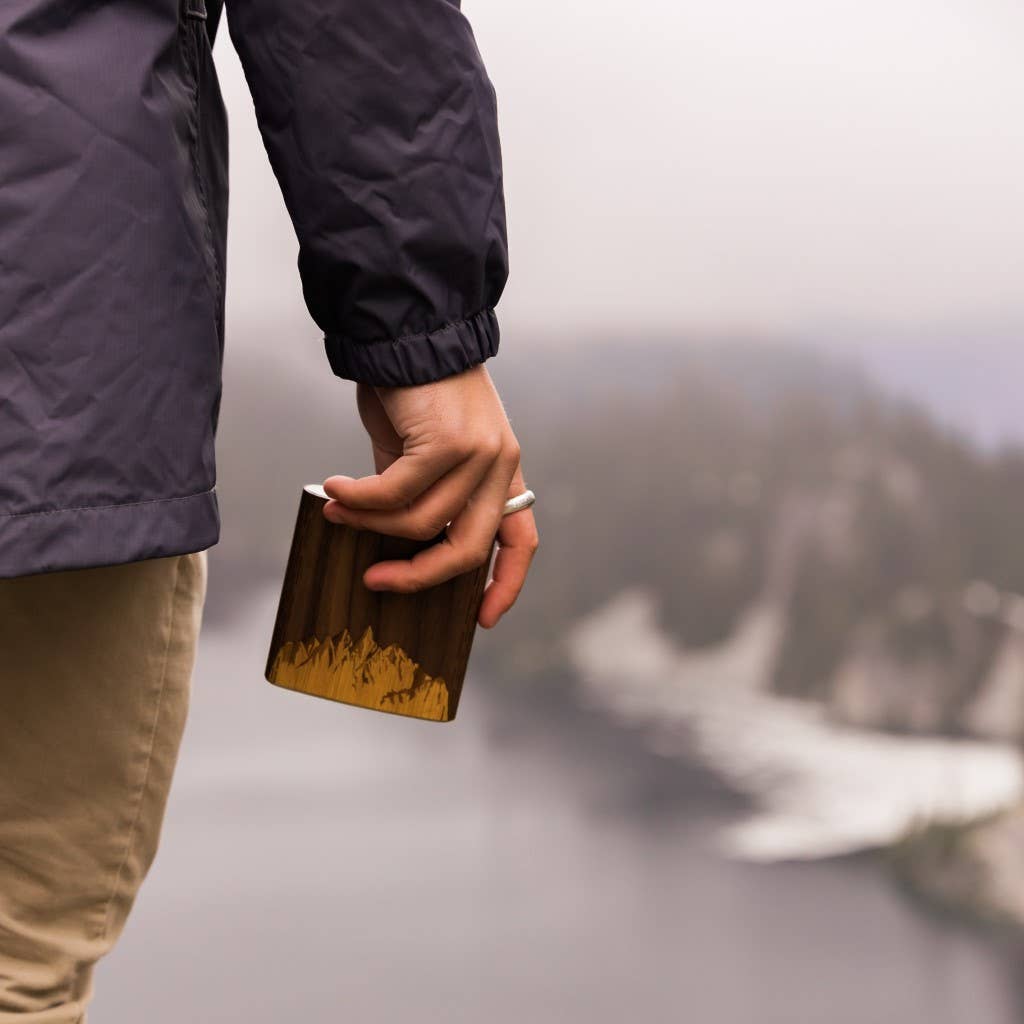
xmin=268 ymin=624 xmax=451 ymax=721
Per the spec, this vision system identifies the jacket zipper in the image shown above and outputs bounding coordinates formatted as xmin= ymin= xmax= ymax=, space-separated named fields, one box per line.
xmin=180 ymin=0 xmax=223 ymax=321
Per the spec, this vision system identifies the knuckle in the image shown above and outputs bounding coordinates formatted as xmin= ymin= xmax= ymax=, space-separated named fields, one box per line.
xmin=502 ymin=438 xmax=522 ymax=466
xmin=380 ymin=483 xmax=416 ymax=509
xmin=397 ymin=572 xmax=429 ymax=593
xmin=464 ymin=545 xmax=493 ymax=571
xmin=386 ymin=524 xmax=424 ymax=541
xmin=437 ymin=430 xmax=474 ymax=462
xmin=477 ymin=433 xmax=504 ymax=461
xmin=409 ymin=518 xmax=446 ymax=541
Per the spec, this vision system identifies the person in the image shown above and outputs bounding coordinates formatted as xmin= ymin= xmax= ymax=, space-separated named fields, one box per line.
xmin=0 ymin=0 xmax=537 ymax=1019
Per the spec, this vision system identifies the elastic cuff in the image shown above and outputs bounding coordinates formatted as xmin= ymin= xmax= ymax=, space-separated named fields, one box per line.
xmin=323 ymin=307 xmax=500 ymax=387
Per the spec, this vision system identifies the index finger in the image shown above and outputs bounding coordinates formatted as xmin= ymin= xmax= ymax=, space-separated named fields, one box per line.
xmin=323 ymin=447 xmax=466 ymax=511
xmin=362 ymin=461 xmax=512 ymax=592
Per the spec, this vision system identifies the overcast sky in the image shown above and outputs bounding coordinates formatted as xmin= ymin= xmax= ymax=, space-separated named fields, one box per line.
xmin=217 ymin=0 xmax=1024 ymax=348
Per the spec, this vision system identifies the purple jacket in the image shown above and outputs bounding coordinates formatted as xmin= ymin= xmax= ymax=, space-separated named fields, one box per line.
xmin=0 ymin=0 xmax=507 ymax=578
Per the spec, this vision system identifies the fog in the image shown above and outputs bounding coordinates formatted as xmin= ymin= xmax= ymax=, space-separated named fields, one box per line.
xmin=221 ymin=0 xmax=1024 ymax=344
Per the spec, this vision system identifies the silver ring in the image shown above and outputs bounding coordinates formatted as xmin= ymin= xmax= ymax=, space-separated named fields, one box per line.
xmin=503 ymin=489 xmax=536 ymax=516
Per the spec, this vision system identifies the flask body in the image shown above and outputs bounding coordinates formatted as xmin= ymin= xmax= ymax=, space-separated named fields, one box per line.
xmin=265 ymin=484 xmax=491 ymax=723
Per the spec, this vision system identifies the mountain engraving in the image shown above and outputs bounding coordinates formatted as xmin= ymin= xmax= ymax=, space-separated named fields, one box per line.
xmin=268 ymin=624 xmax=450 ymax=721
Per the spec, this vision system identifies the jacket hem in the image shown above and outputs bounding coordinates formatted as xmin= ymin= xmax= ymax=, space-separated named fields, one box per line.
xmin=323 ymin=307 xmax=500 ymax=387
xmin=0 ymin=488 xmax=220 ymax=580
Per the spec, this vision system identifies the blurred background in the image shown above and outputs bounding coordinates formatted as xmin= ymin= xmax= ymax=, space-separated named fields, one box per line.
xmin=96 ymin=1 xmax=1024 ymax=1020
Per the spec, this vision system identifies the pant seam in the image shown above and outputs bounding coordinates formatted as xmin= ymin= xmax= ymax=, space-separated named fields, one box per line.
xmin=91 ymin=555 xmax=185 ymax=944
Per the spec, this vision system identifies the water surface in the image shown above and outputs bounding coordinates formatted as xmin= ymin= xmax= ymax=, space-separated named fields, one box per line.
xmin=94 ymin=586 xmax=1024 ymax=1023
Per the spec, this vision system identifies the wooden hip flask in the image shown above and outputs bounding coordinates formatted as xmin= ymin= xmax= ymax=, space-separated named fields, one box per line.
xmin=265 ymin=484 xmax=492 ymax=723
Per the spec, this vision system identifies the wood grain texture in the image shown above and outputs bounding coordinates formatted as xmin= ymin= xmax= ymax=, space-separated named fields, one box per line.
xmin=265 ymin=486 xmax=492 ymax=722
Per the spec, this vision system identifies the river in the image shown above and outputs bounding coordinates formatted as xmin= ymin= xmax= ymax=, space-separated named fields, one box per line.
xmin=93 ymin=583 xmax=1024 ymax=1023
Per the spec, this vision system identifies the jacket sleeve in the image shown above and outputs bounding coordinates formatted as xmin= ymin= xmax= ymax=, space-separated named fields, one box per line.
xmin=221 ymin=0 xmax=509 ymax=386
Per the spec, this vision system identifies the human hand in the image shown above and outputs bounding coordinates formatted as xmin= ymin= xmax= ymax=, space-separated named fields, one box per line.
xmin=321 ymin=364 xmax=538 ymax=628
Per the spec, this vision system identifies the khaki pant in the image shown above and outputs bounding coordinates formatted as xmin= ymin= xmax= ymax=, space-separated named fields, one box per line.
xmin=0 ymin=550 xmax=208 ymax=1023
